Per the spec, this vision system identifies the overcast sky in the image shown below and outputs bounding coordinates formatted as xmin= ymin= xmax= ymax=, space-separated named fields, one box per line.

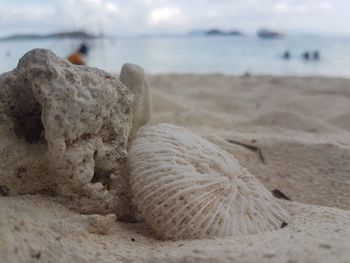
xmin=0 ymin=0 xmax=349 ymax=36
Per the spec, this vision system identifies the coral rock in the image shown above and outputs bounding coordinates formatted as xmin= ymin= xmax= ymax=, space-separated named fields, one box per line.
xmin=128 ymin=123 xmax=290 ymax=240
xmin=120 ymin=63 xmax=151 ymax=138
xmin=0 ymin=49 xmax=135 ymax=218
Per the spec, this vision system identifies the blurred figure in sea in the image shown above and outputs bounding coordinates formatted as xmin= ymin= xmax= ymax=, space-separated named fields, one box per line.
xmin=283 ymin=50 xmax=290 ymax=60
xmin=67 ymin=43 xmax=89 ymax=65
xmin=313 ymin=50 xmax=320 ymax=60
xmin=302 ymin=51 xmax=310 ymax=61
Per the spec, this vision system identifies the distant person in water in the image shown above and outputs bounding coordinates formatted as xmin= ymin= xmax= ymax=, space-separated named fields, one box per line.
xmin=302 ymin=50 xmax=320 ymax=61
xmin=313 ymin=50 xmax=320 ymax=60
xmin=67 ymin=43 xmax=89 ymax=65
xmin=302 ymin=51 xmax=310 ymax=61
xmin=283 ymin=50 xmax=290 ymax=60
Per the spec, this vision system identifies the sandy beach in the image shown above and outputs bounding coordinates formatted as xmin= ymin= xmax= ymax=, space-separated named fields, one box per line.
xmin=1 ymin=74 xmax=350 ymax=262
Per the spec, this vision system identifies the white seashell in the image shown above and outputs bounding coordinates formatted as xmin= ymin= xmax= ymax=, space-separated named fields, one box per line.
xmin=128 ymin=123 xmax=290 ymax=240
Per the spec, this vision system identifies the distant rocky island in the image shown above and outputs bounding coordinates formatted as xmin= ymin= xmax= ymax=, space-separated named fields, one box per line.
xmin=0 ymin=31 xmax=97 ymax=41
xmin=188 ymin=29 xmax=244 ymax=37
xmin=205 ymin=29 xmax=244 ymax=36
xmin=188 ymin=28 xmax=284 ymax=39
xmin=257 ymin=29 xmax=284 ymax=39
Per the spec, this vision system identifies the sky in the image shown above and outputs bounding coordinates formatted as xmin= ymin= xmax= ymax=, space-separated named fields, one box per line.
xmin=0 ymin=0 xmax=349 ymax=37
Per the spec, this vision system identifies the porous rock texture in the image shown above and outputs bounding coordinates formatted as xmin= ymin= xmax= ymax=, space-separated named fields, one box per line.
xmin=120 ymin=63 xmax=151 ymax=138
xmin=0 ymin=49 xmax=142 ymax=219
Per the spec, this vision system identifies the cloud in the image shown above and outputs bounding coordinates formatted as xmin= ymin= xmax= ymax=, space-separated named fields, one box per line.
xmin=272 ymin=2 xmax=308 ymax=13
xmin=54 ymin=0 xmax=125 ymax=34
xmin=0 ymin=0 xmax=347 ymax=36
xmin=273 ymin=1 xmax=334 ymax=13
xmin=148 ymin=7 xmax=187 ymax=26
xmin=317 ymin=1 xmax=333 ymax=10
xmin=105 ymin=2 xmax=120 ymax=14
xmin=273 ymin=2 xmax=289 ymax=12
xmin=0 ymin=3 xmax=56 ymax=24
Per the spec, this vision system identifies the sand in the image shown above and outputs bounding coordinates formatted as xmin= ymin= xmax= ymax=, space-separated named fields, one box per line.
xmin=1 ymin=74 xmax=350 ymax=262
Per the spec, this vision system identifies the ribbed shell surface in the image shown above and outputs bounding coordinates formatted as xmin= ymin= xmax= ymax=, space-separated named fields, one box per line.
xmin=128 ymin=123 xmax=290 ymax=240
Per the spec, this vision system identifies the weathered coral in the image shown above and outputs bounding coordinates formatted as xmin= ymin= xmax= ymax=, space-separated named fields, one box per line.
xmin=0 ymin=49 xmax=136 ymax=218
xmin=128 ymin=123 xmax=290 ymax=240
xmin=119 ymin=63 xmax=151 ymax=138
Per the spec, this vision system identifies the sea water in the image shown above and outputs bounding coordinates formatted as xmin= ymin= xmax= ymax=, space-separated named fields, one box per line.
xmin=0 ymin=35 xmax=349 ymax=76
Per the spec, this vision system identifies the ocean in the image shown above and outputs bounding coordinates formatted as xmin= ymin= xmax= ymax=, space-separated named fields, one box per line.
xmin=1 ymin=35 xmax=350 ymax=76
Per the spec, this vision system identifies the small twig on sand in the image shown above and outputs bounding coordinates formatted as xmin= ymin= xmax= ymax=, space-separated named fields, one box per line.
xmin=226 ymin=139 xmax=265 ymax=164
xmin=281 ymin=221 xmax=288 ymax=228
xmin=271 ymin=189 xmax=291 ymax=201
